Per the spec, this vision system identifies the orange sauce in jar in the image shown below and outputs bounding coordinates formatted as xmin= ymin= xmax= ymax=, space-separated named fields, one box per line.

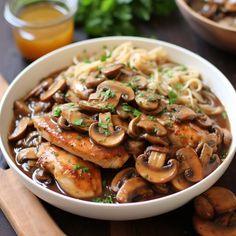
xmin=13 ymin=2 xmax=74 ymax=61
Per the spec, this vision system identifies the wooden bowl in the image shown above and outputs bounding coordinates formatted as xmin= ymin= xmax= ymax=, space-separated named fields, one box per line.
xmin=176 ymin=0 xmax=236 ymax=53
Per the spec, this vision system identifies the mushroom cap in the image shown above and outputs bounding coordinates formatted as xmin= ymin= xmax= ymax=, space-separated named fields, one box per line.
xmin=116 ymin=176 xmax=153 ymax=203
xmin=127 ymin=116 xmax=141 ymax=138
xmin=135 ymin=91 xmax=159 ymax=111
xmin=225 ymin=1 xmax=236 ymax=12
xmin=16 ymin=147 xmax=37 ymax=163
xmin=111 ymin=115 xmax=129 ymax=132
xmin=57 ymin=116 xmax=71 ymax=130
xmin=168 ymin=104 xmax=197 ymax=122
xmin=194 ymin=195 xmax=215 ymax=220
xmin=89 ymin=123 xmax=125 ymax=147
xmin=97 ymin=80 xmax=135 ymax=101
xmin=101 ymin=63 xmax=125 ymax=78
xmin=193 ymin=214 xmax=236 ymax=236
xmin=171 ymin=172 xmax=192 ymax=191
xmin=176 ymin=147 xmax=204 ymax=183
xmin=79 ymin=100 xmax=117 ymax=113
xmin=8 ymin=117 xmax=31 ymax=141
xmin=111 ymin=167 xmax=138 ymax=192
xmin=125 ymin=139 xmax=146 ymax=157
xmin=40 ymin=77 xmax=66 ymax=101
xmin=14 ymin=100 xmax=30 ymax=116
xmin=136 ymin=154 xmax=179 ymax=184
xmin=200 ymin=143 xmax=221 ymax=176
xmin=195 ymin=114 xmax=214 ymax=129
xmin=61 ymin=109 xmax=94 ymax=132
xmin=137 ymin=119 xmax=167 ymax=136
xmin=142 ymin=133 xmax=169 ymax=146
xmin=85 ymin=71 xmax=106 ymax=88
xmin=152 ymin=183 xmax=170 ymax=194
xmin=203 ymin=186 xmax=236 ymax=215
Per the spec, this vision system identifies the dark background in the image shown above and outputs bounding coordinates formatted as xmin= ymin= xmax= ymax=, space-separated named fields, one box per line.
xmin=0 ymin=0 xmax=236 ymax=235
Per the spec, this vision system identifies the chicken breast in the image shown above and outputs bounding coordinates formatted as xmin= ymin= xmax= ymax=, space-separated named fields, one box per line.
xmin=33 ymin=115 xmax=129 ymax=168
xmin=37 ymin=142 xmax=102 ymax=199
xmin=168 ymin=123 xmax=217 ymax=149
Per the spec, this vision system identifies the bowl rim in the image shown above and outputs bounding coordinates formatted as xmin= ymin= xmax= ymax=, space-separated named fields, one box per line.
xmin=176 ymin=0 xmax=236 ymax=33
xmin=1 ymin=36 xmax=236 ymax=209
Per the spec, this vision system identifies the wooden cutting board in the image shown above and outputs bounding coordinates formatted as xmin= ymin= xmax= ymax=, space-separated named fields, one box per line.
xmin=0 ymin=75 xmax=65 ymax=236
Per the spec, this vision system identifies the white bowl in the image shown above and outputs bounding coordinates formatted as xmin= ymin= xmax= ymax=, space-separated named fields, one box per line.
xmin=1 ymin=36 xmax=236 ymax=220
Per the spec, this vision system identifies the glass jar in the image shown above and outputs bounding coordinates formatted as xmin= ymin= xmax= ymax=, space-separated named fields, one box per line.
xmin=4 ymin=0 xmax=77 ymax=61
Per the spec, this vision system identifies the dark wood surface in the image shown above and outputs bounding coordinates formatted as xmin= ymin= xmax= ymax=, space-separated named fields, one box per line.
xmin=1 ymin=1 xmax=236 ymax=235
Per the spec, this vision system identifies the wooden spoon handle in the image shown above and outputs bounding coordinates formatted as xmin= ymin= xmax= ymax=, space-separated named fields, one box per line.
xmin=0 ymin=75 xmax=65 ymax=236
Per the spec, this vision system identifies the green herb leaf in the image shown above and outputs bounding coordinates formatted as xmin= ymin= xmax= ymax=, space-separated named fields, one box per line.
xmin=221 ymin=111 xmax=228 ymax=119
xmin=53 ymin=107 xmax=62 ymax=117
xmin=168 ymin=90 xmax=177 ymax=104
xmin=73 ymin=164 xmax=90 ymax=173
xmin=73 ymin=118 xmax=85 ymax=127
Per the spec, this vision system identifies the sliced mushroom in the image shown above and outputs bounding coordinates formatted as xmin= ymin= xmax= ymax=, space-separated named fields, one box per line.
xmin=16 ymin=147 xmax=37 ymax=163
xmin=65 ymin=90 xmax=81 ymax=103
xmin=101 ymin=63 xmax=125 ymax=78
xmin=61 ymin=109 xmax=94 ymax=132
xmin=97 ymin=80 xmax=135 ymax=102
xmin=53 ymin=91 xmax=65 ymax=104
xmin=136 ymin=150 xmax=179 ymax=184
xmin=40 ymin=77 xmax=66 ymax=101
xmin=111 ymin=115 xmax=128 ymax=131
xmin=24 ymin=78 xmax=53 ymax=101
xmin=24 ymin=131 xmax=42 ymax=147
xmin=176 ymin=147 xmax=204 ymax=183
xmin=194 ymin=195 xmax=215 ymax=220
xmin=193 ymin=214 xmax=236 ymax=236
xmin=111 ymin=167 xmax=138 ymax=192
xmin=116 ymin=176 xmax=153 ymax=203
xmin=89 ymin=112 xmax=125 ymax=147
xmin=137 ymin=118 xmax=167 ymax=136
xmin=85 ymin=71 xmax=106 ymax=88
xmin=168 ymin=104 xmax=197 ymax=122
xmin=29 ymin=101 xmax=52 ymax=115
xmin=195 ymin=113 xmax=214 ymax=129
xmin=8 ymin=117 xmax=31 ymax=141
xmin=171 ymin=172 xmax=192 ymax=191
xmin=203 ymin=187 xmax=236 ymax=215
xmin=67 ymin=76 xmax=93 ymax=100
xmin=33 ymin=168 xmax=53 ymax=185
xmin=199 ymin=3 xmax=218 ymax=18
xmin=14 ymin=100 xmax=30 ymax=116
xmin=127 ymin=116 xmax=141 ymax=138
xmin=57 ymin=116 xmax=71 ymax=130
xmin=116 ymin=103 xmax=134 ymax=120
xmin=200 ymin=143 xmax=221 ymax=176
xmin=119 ymin=75 xmax=147 ymax=90
xmin=222 ymin=128 xmax=232 ymax=147
xmin=135 ymin=90 xmax=159 ymax=111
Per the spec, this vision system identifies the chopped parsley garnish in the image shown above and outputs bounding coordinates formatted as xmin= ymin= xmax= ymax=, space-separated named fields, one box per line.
xmin=179 ymin=64 xmax=187 ymax=71
xmin=221 ymin=111 xmax=227 ymax=119
xmin=166 ymin=122 xmax=173 ymax=128
xmin=121 ymin=103 xmax=141 ymax=117
xmin=73 ymin=118 xmax=85 ymax=127
xmin=99 ymin=104 xmax=115 ymax=113
xmin=126 ymin=81 xmax=138 ymax=90
xmin=133 ymin=76 xmax=141 ymax=82
xmin=77 ymin=135 xmax=82 ymax=140
xmin=100 ymin=52 xmax=111 ymax=62
xmin=148 ymin=115 xmax=155 ymax=121
xmin=102 ymin=180 xmax=106 ymax=188
xmin=92 ymin=195 xmax=113 ymax=204
xmin=53 ymin=107 xmax=62 ymax=117
xmin=83 ymin=59 xmax=91 ymax=63
xmin=79 ymin=78 xmax=86 ymax=83
xmin=100 ymin=88 xmax=115 ymax=101
xmin=53 ymin=151 xmax=59 ymax=157
xmin=73 ymin=164 xmax=90 ymax=173
xmin=168 ymin=90 xmax=177 ymax=104
xmin=147 ymin=94 xmax=158 ymax=102
xmin=175 ymin=84 xmax=184 ymax=90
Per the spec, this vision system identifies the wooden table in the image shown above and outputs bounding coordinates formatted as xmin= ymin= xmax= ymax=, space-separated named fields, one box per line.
xmin=1 ymin=1 xmax=236 ymax=235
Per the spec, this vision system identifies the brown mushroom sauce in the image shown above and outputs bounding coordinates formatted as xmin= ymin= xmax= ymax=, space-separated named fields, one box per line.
xmin=188 ymin=0 xmax=236 ymax=28
xmin=8 ymin=45 xmax=231 ymax=204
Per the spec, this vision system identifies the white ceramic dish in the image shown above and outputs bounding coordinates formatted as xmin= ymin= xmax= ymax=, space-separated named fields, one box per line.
xmin=0 ymin=36 xmax=236 ymax=220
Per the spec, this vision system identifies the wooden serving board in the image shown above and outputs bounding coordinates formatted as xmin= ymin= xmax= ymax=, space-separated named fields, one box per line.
xmin=0 ymin=75 xmax=64 ymax=236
